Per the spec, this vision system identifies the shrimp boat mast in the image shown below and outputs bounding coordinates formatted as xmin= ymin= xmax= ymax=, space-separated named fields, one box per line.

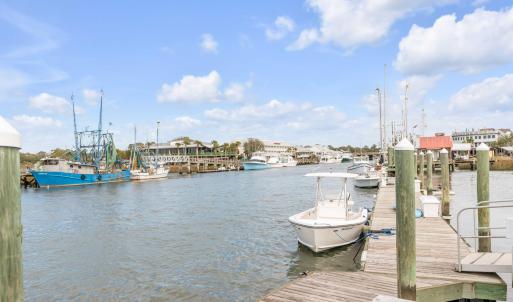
xmin=31 ymin=92 xmax=130 ymax=187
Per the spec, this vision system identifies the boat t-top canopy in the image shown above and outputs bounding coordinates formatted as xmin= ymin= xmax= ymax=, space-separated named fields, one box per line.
xmin=305 ymin=172 xmax=358 ymax=179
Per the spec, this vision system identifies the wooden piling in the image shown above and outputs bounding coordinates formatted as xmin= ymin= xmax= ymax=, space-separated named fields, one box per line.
xmin=0 ymin=116 xmax=23 ymax=302
xmin=394 ymin=138 xmax=416 ymax=300
xmin=419 ymin=152 xmax=425 ymax=190
xmin=388 ymin=146 xmax=395 ymax=166
xmin=440 ymin=148 xmax=450 ymax=218
xmin=476 ymin=143 xmax=491 ymax=252
xmin=426 ymin=150 xmax=433 ymax=195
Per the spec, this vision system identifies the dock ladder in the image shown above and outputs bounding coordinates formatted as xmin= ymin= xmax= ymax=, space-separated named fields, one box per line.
xmin=456 ymin=199 xmax=513 ymax=273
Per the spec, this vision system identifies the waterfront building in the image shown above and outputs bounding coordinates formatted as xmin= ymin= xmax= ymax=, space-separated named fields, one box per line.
xmin=418 ymin=133 xmax=453 ymax=160
xmin=148 ymin=139 xmax=213 ymax=155
xmin=451 ymin=128 xmax=511 ymax=146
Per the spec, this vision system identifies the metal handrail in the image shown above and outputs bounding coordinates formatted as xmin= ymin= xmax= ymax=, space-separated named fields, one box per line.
xmin=456 ymin=203 xmax=513 ymax=272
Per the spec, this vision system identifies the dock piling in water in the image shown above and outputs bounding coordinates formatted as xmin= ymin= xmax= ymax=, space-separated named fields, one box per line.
xmin=440 ymin=148 xmax=450 ymax=218
xmin=0 ymin=116 xmax=23 ymax=302
xmin=394 ymin=138 xmax=416 ymax=300
xmin=476 ymin=143 xmax=491 ymax=252
xmin=426 ymin=150 xmax=433 ymax=195
xmin=419 ymin=152 xmax=425 ymax=190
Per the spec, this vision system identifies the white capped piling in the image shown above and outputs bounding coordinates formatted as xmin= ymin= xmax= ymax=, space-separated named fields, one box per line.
xmin=419 ymin=152 xmax=425 ymax=190
xmin=440 ymin=148 xmax=450 ymax=218
xmin=394 ymin=138 xmax=416 ymax=300
xmin=426 ymin=150 xmax=433 ymax=195
xmin=0 ymin=116 xmax=23 ymax=301
xmin=476 ymin=143 xmax=491 ymax=252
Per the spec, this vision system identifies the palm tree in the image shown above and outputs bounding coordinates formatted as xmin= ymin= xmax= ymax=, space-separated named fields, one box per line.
xmin=211 ymin=140 xmax=220 ymax=154
xmin=183 ymin=137 xmax=191 ymax=155
xmin=194 ymin=140 xmax=203 ymax=158
xmin=175 ymin=142 xmax=181 ymax=155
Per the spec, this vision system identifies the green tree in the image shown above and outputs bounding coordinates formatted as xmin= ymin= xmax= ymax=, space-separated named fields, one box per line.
xmin=243 ymin=138 xmax=264 ymax=157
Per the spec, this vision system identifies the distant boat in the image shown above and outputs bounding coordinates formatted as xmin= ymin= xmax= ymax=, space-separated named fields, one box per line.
xmin=129 ymin=124 xmax=168 ymax=181
xmin=31 ymin=92 xmax=130 ymax=188
xmin=269 ymin=155 xmax=298 ymax=168
xmin=243 ymin=154 xmax=270 ymax=170
xmin=354 ymin=173 xmax=380 ymax=188
xmin=289 ymin=172 xmax=368 ymax=252
xmin=341 ymin=152 xmax=352 ymax=163
xmin=347 ymin=156 xmax=372 ymax=174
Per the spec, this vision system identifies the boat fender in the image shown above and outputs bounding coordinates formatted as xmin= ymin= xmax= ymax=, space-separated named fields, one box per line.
xmin=80 ymin=174 xmax=86 ymax=180
xmin=97 ymin=175 xmax=102 ymax=181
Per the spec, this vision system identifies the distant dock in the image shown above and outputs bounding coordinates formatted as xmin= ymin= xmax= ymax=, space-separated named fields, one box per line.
xmin=261 ymin=183 xmax=507 ymax=302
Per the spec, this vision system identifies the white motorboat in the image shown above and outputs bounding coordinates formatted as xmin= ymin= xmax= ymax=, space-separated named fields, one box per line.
xmin=278 ymin=155 xmax=298 ymax=167
xmin=130 ymin=165 xmax=168 ymax=180
xmin=354 ymin=173 xmax=380 ymax=188
xmin=347 ymin=156 xmax=372 ymax=174
xmin=243 ymin=154 xmax=270 ymax=170
xmin=288 ymin=172 xmax=368 ymax=252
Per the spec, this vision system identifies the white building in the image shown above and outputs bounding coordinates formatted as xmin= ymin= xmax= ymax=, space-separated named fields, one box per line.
xmin=452 ymin=128 xmax=511 ymax=146
xmin=239 ymin=138 xmax=295 ymax=156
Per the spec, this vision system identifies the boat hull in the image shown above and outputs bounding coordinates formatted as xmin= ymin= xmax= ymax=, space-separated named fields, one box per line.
xmin=347 ymin=163 xmax=371 ymax=175
xmin=31 ymin=170 xmax=130 ymax=187
xmin=130 ymin=172 xmax=168 ymax=180
xmin=290 ymin=220 xmax=365 ymax=252
xmin=354 ymin=177 xmax=380 ymax=188
xmin=243 ymin=162 xmax=270 ymax=170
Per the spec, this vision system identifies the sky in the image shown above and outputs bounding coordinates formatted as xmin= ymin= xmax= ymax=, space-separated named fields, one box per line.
xmin=2 ymin=0 xmax=513 ymax=152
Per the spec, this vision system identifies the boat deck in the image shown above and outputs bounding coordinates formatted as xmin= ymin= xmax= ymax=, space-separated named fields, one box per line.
xmin=261 ymin=184 xmax=507 ymax=302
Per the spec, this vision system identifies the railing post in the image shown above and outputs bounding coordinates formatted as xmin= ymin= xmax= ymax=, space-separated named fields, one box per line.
xmin=0 ymin=116 xmax=23 ymax=302
xmin=440 ymin=148 xmax=450 ymax=217
xmin=477 ymin=143 xmax=491 ymax=252
xmin=419 ymin=152 xmax=425 ymax=190
xmin=426 ymin=150 xmax=433 ymax=195
xmin=394 ymin=138 xmax=416 ymax=300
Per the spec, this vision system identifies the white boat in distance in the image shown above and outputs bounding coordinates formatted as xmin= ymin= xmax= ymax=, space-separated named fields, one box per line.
xmin=270 ymin=155 xmax=298 ymax=167
xmin=289 ymin=172 xmax=368 ymax=252
xmin=354 ymin=173 xmax=380 ymax=188
xmin=130 ymin=165 xmax=168 ymax=180
xmin=347 ymin=156 xmax=372 ymax=175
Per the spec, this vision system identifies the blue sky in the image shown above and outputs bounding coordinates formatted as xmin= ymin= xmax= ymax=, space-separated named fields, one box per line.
xmin=2 ymin=0 xmax=513 ymax=151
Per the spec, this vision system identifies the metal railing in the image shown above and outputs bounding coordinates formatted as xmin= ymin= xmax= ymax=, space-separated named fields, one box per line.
xmin=456 ymin=199 xmax=513 ymax=272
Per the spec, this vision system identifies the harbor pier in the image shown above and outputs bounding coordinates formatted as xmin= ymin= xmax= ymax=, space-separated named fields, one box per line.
xmin=261 ymin=142 xmax=507 ymax=301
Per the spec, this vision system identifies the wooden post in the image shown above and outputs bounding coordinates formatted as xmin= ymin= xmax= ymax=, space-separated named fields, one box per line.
xmin=476 ymin=143 xmax=491 ymax=252
xmin=388 ymin=146 xmax=395 ymax=166
xmin=419 ymin=152 xmax=425 ymax=190
xmin=0 ymin=116 xmax=23 ymax=302
xmin=394 ymin=138 xmax=416 ymax=300
xmin=426 ymin=150 xmax=433 ymax=195
xmin=440 ymin=148 xmax=450 ymax=218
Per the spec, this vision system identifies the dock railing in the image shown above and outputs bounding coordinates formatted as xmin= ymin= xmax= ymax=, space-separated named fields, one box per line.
xmin=456 ymin=199 xmax=513 ymax=272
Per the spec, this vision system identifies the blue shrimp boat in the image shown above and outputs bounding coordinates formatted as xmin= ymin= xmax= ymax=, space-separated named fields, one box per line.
xmin=31 ymin=92 xmax=130 ymax=188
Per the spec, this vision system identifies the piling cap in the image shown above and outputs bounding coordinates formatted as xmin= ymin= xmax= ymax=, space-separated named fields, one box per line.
xmin=394 ymin=138 xmax=414 ymax=151
xmin=476 ymin=143 xmax=489 ymax=151
xmin=440 ymin=148 xmax=448 ymax=154
xmin=0 ymin=116 xmax=21 ymax=148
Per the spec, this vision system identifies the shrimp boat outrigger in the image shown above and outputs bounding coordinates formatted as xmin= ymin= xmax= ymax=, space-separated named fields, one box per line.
xmin=289 ymin=172 xmax=368 ymax=252
xmin=31 ymin=93 xmax=130 ymax=187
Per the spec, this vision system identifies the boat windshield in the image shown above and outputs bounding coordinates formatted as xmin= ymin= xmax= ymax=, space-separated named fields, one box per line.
xmin=43 ymin=159 xmax=59 ymax=165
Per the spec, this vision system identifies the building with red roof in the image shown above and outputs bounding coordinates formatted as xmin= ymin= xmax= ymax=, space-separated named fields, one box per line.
xmin=418 ymin=133 xmax=453 ymax=159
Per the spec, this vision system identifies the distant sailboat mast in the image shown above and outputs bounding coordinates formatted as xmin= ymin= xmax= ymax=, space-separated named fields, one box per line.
xmin=95 ymin=90 xmax=104 ymax=169
xmin=383 ymin=64 xmax=387 ymax=148
xmin=376 ymin=88 xmax=383 ymax=152
xmin=403 ymin=83 xmax=409 ymax=139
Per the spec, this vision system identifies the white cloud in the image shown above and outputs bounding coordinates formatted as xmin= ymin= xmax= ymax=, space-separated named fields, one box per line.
xmin=82 ymin=89 xmax=101 ymax=105
xmin=157 ymin=71 xmax=221 ymax=103
xmin=205 ymin=99 xmax=305 ymax=121
xmin=224 ymin=81 xmax=252 ymax=101
xmin=449 ymin=74 xmax=513 ymax=112
xmin=200 ymin=33 xmax=218 ymax=54
xmin=174 ymin=116 xmax=202 ymax=128
xmin=289 ymin=0 xmax=456 ymax=50
xmin=29 ymin=92 xmax=70 ymax=114
xmin=266 ymin=16 xmax=295 ymax=40
xmin=396 ymin=7 xmax=513 ymax=75
xmin=12 ymin=114 xmax=62 ymax=127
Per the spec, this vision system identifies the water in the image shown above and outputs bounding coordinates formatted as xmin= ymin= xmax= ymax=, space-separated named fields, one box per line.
xmin=22 ymin=164 xmax=377 ymax=301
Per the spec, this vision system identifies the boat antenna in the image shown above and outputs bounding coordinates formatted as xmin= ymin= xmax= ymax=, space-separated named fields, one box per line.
xmin=71 ymin=94 xmax=80 ymax=162
xmin=403 ymin=83 xmax=409 ymax=139
xmin=376 ymin=88 xmax=383 ymax=153
xmin=383 ymin=64 xmax=387 ymax=148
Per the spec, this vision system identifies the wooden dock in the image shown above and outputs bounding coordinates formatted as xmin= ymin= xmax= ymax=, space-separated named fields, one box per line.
xmin=261 ymin=184 xmax=507 ymax=302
